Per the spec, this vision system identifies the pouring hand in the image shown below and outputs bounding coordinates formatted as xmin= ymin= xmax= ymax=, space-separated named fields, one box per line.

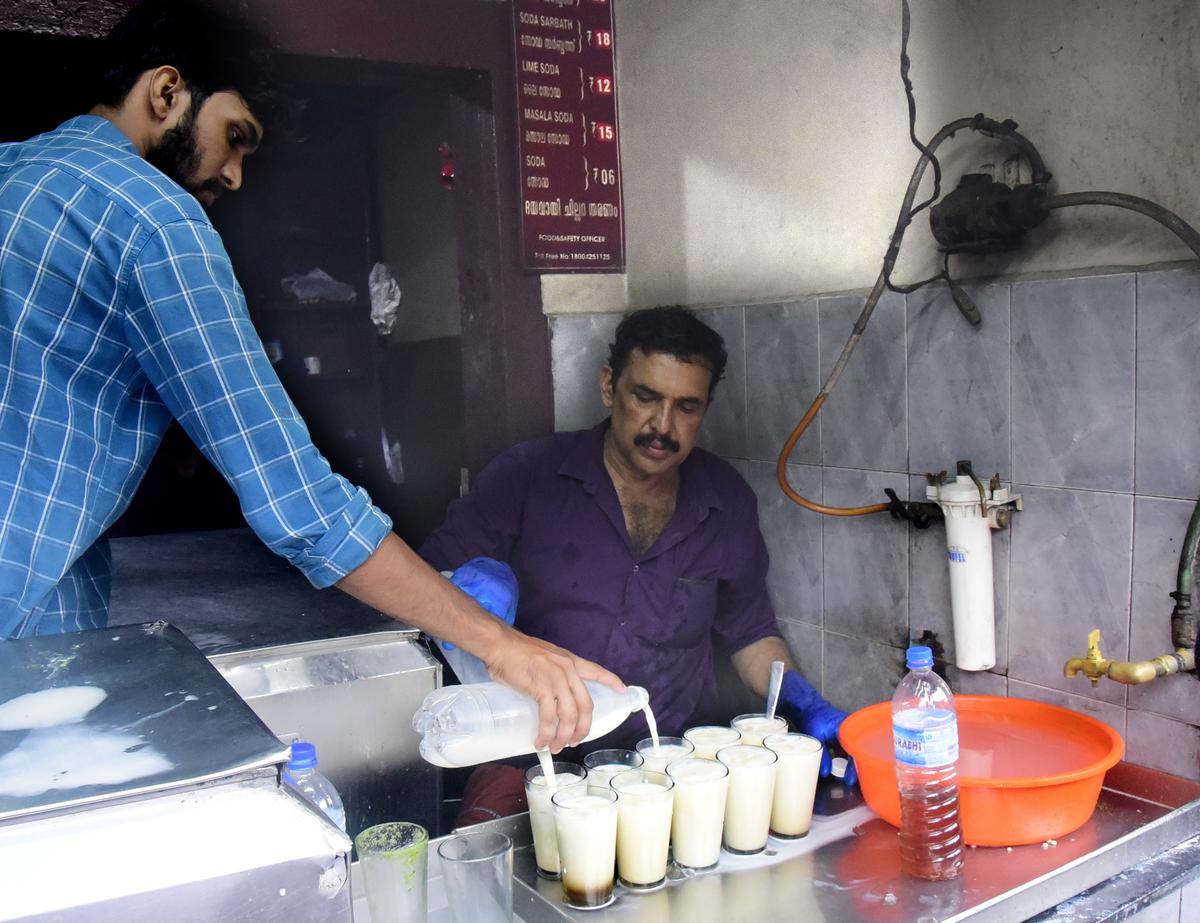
xmin=485 ymin=628 xmax=626 ymax=753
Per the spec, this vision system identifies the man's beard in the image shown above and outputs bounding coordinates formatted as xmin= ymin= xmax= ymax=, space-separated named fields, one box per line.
xmin=145 ymin=96 xmax=223 ymax=205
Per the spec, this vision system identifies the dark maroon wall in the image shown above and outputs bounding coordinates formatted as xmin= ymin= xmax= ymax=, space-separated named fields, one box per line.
xmin=2 ymin=0 xmax=553 ymax=471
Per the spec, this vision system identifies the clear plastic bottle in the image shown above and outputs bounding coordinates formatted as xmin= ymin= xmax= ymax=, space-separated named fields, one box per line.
xmin=283 ymin=741 xmax=347 ymax=832
xmin=413 ymin=681 xmax=650 ymax=768
xmin=892 ymin=645 xmax=964 ymax=881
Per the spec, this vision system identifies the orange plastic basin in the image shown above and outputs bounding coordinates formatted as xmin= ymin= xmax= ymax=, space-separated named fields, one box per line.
xmin=838 ymin=694 xmax=1124 ymax=847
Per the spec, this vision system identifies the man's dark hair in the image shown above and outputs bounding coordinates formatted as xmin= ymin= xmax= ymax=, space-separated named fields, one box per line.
xmin=607 ymin=306 xmax=728 ymax=398
xmin=96 ymin=0 xmax=290 ymax=138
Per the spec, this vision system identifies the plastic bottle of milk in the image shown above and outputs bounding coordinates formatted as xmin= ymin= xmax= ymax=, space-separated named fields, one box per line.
xmin=414 ymin=681 xmax=650 ymax=768
xmin=283 ymin=741 xmax=347 ymax=832
xmin=892 ymin=646 xmax=963 ymax=881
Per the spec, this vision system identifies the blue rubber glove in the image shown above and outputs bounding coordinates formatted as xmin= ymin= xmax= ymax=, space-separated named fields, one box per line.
xmin=779 ymin=670 xmax=858 ymax=786
xmin=442 ymin=557 xmax=518 ymax=651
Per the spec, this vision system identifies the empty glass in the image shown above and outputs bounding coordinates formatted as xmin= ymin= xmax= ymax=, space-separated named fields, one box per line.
xmin=355 ymin=821 xmax=428 ymax=923
xmin=437 ymin=831 xmax=513 ymax=923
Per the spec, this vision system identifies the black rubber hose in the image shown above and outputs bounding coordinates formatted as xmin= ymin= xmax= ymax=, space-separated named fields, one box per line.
xmin=1045 ymin=191 xmax=1200 ymax=262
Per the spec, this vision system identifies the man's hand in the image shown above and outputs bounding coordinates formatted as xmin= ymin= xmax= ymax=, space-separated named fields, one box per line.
xmin=779 ymin=670 xmax=858 ymax=786
xmin=485 ymin=627 xmax=625 ymax=753
xmin=337 ymin=534 xmax=624 ymax=754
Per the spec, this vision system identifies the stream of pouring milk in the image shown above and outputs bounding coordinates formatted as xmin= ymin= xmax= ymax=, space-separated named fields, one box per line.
xmin=536 ymin=747 xmax=556 ymax=790
xmin=643 ymin=704 xmax=661 ymax=756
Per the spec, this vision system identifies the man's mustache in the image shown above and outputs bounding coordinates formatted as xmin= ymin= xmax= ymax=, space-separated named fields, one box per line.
xmin=634 ymin=432 xmax=680 ymax=453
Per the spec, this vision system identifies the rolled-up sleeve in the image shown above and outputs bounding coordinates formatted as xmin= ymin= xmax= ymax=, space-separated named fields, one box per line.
xmin=122 ymin=218 xmax=391 ymax=587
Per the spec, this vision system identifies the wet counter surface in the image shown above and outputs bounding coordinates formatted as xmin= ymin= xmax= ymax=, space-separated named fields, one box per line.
xmin=434 ymin=764 xmax=1200 ymax=923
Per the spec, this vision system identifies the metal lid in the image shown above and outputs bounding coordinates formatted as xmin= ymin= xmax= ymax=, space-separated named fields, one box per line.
xmin=0 ymin=622 xmax=288 ymax=824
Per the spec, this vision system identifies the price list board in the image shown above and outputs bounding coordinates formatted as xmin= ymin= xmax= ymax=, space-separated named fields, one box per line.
xmin=512 ymin=0 xmax=625 ymax=272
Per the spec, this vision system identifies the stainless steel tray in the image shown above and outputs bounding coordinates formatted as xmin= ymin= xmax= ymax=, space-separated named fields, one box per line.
xmin=444 ymin=766 xmax=1200 ymax=923
xmin=0 ymin=622 xmax=287 ymax=824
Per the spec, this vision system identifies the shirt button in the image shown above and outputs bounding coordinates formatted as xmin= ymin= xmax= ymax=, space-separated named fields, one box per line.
xmin=632 ymin=564 xmax=639 ymax=572
xmin=619 ymin=619 xmax=627 ymax=627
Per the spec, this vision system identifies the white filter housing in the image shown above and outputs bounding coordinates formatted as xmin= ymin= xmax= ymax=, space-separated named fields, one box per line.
xmin=927 ymin=476 xmax=1021 ymax=671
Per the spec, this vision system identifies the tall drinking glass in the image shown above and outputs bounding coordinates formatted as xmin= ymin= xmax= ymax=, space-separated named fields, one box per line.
xmin=666 ymin=757 xmax=729 ymax=871
xmin=765 ymin=732 xmax=822 ymax=839
xmin=583 ymin=748 xmax=642 ymax=795
xmin=355 ymin=822 xmax=428 ymax=923
xmin=635 ymin=736 xmax=694 ymax=773
xmin=610 ymin=769 xmax=674 ymax=891
xmin=524 ymin=762 xmax=586 ymax=879
xmin=437 ymin=831 xmax=513 ymax=923
xmin=718 ymin=744 xmax=778 ymax=854
xmin=551 ymin=787 xmax=618 ymax=910
xmin=731 ymin=713 xmax=788 ymax=747
xmin=684 ymin=725 xmax=742 ymax=760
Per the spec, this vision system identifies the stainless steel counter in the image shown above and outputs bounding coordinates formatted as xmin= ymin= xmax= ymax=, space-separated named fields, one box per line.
xmin=449 ymin=763 xmax=1199 ymax=923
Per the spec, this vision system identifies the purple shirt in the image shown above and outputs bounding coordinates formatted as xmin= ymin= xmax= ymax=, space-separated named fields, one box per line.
xmin=420 ymin=421 xmax=780 ymax=749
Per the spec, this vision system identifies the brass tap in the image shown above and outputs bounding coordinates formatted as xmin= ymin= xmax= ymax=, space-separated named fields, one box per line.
xmin=1064 ymin=629 xmax=1196 ymax=687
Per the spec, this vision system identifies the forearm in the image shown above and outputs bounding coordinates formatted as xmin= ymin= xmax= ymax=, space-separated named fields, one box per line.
xmin=336 ymin=533 xmax=509 ymax=657
xmin=730 ymin=635 xmax=796 ymax=698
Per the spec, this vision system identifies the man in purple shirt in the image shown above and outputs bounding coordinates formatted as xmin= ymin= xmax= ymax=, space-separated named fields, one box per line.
xmin=421 ymin=307 xmax=853 ymax=823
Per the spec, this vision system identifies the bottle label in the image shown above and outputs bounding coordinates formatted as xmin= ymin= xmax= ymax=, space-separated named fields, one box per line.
xmin=893 ymin=708 xmax=959 ymax=768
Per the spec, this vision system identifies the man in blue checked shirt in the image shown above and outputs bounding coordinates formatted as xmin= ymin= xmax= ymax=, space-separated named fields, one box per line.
xmin=0 ymin=0 xmax=620 ymax=752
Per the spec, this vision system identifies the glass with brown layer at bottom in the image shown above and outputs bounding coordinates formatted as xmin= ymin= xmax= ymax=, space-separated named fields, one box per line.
xmin=610 ymin=769 xmax=674 ymax=891
xmin=523 ymin=762 xmax=586 ymax=879
xmin=551 ymin=786 xmax=618 ymax=910
xmin=764 ymin=731 xmax=822 ymax=839
xmin=666 ymin=757 xmax=729 ymax=871
xmin=717 ymin=744 xmax=778 ymax=855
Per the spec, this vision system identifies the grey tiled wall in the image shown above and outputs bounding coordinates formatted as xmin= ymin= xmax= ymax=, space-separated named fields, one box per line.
xmin=547 ymin=266 xmax=1200 ymax=781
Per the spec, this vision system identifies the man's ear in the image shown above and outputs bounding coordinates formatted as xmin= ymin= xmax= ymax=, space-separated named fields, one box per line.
xmin=147 ymin=66 xmax=189 ymax=124
xmin=600 ymin=366 xmax=615 ymax=409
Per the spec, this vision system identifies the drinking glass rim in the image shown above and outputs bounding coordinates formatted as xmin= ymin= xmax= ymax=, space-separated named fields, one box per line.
xmin=437 ymin=830 xmax=512 ymax=863
xmin=634 ymin=736 xmax=694 ymax=753
xmin=355 ymin=821 xmax=429 ymax=854
xmin=716 ymin=743 xmax=779 ymax=765
xmin=583 ymin=748 xmax=643 ymax=770
xmin=551 ymin=786 xmax=617 ymax=809
xmin=684 ymin=725 xmax=742 ymax=739
xmin=731 ymin=713 xmax=789 ymax=727
xmin=666 ymin=756 xmax=729 ymax=780
xmin=764 ymin=730 xmax=823 ymax=753
xmin=524 ymin=761 xmax=586 ymax=785
xmin=609 ymin=768 xmax=674 ymax=794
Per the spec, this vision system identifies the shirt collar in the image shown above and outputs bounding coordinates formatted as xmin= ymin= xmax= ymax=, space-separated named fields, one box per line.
xmin=59 ymin=115 xmax=141 ymax=156
xmin=559 ymin=419 xmax=723 ymax=516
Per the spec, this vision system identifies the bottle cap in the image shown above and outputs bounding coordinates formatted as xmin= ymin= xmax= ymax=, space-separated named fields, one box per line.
xmin=906 ymin=645 xmax=934 ymax=669
xmin=288 ymin=741 xmax=318 ymax=770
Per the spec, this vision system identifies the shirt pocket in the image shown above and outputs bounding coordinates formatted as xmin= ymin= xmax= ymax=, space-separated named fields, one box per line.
xmin=636 ymin=576 xmax=718 ymax=649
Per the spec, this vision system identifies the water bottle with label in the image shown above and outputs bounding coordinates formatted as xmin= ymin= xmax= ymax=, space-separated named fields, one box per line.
xmin=283 ymin=741 xmax=347 ymax=832
xmin=413 ymin=681 xmax=650 ymax=768
xmin=892 ymin=645 xmax=964 ymax=880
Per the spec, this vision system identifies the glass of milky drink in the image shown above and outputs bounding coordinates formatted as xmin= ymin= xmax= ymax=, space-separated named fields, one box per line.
xmin=717 ymin=744 xmax=779 ymax=855
xmin=583 ymin=748 xmax=643 ymax=795
xmin=764 ymin=732 xmax=823 ymax=839
xmin=684 ymin=725 xmax=742 ymax=760
xmin=731 ymin=712 xmax=788 ymax=747
xmin=524 ymin=762 xmax=586 ymax=879
xmin=666 ymin=757 xmax=729 ymax=870
xmin=610 ymin=769 xmax=675 ymax=891
xmin=551 ymin=786 xmax=619 ymax=910
xmin=635 ymin=735 xmax=695 ymax=773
